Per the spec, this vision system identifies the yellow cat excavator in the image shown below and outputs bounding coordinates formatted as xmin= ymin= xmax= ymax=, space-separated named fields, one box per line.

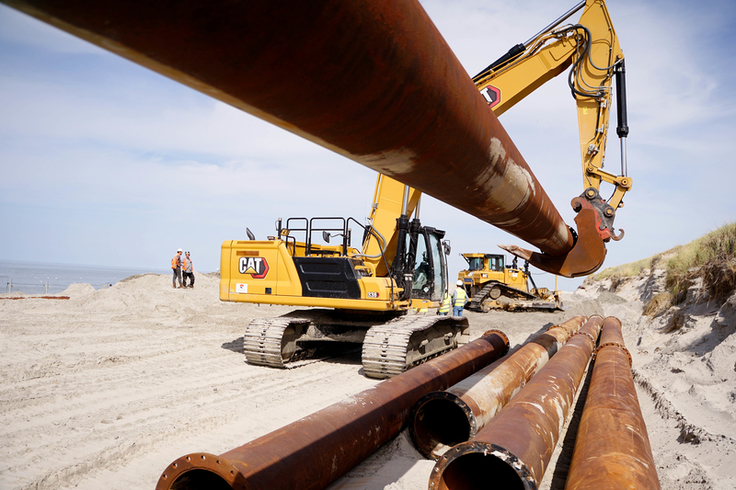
xmin=221 ymin=174 xmax=464 ymax=378
xmin=4 ymin=0 xmax=630 ymax=378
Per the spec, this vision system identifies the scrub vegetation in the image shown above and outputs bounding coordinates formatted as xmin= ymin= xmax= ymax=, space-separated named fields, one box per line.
xmin=592 ymin=222 xmax=736 ymax=301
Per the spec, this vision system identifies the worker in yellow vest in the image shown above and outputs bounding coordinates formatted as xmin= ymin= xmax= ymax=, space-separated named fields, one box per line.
xmin=437 ymin=290 xmax=451 ymax=315
xmin=452 ymin=279 xmax=467 ymax=316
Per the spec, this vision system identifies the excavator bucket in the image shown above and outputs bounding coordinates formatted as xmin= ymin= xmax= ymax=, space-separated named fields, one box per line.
xmin=500 ymin=188 xmax=617 ymax=278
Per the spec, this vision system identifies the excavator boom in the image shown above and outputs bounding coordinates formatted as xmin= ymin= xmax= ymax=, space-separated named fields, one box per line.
xmin=474 ymin=0 xmax=631 ymax=275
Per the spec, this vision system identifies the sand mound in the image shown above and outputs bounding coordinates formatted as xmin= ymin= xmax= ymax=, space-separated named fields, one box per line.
xmin=60 ymin=283 xmax=96 ymax=297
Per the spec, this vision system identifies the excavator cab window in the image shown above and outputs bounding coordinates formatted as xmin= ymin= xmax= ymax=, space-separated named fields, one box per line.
xmin=409 ymin=230 xmax=445 ymax=301
xmin=427 ymin=232 xmax=445 ymax=300
xmin=411 ymin=237 xmax=430 ymax=294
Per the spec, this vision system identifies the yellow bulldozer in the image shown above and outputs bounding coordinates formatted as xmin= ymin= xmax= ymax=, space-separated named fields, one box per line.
xmin=458 ymin=253 xmax=562 ymax=312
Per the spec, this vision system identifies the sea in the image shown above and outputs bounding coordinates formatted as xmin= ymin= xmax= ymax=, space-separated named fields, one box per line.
xmin=0 ymin=260 xmax=168 ymax=295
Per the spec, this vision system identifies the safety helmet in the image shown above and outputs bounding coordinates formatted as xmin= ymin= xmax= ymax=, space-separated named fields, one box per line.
xmin=177 ymin=248 xmax=183 ymax=252
xmin=456 ymin=279 xmax=463 ymax=286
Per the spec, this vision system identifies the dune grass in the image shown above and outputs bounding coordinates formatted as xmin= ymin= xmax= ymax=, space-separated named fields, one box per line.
xmin=592 ymin=222 xmax=736 ymax=299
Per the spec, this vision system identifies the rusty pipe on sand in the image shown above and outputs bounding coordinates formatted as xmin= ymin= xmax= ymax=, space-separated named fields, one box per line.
xmin=410 ymin=315 xmax=589 ymax=459
xmin=564 ymin=317 xmax=660 ymax=490
xmin=155 ymin=330 xmax=509 ymax=490
xmin=4 ymin=0 xmax=591 ymax=263
xmin=428 ymin=316 xmax=605 ymax=490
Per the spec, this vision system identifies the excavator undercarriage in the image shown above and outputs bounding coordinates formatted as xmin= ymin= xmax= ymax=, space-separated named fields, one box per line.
xmin=243 ymin=309 xmax=469 ymax=378
xmin=466 ymin=282 xmax=561 ymax=313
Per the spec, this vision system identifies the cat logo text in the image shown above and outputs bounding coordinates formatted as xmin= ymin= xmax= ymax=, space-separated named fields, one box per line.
xmin=238 ymin=256 xmax=269 ymax=279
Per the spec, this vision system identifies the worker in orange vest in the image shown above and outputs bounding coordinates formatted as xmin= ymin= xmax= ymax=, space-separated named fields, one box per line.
xmin=182 ymin=251 xmax=195 ymax=288
xmin=171 ymin=248 xmax=183 ymax=288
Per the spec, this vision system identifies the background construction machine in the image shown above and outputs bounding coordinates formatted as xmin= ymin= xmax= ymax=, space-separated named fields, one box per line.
xmin=458 ymin=253 xmax=562 ymax=312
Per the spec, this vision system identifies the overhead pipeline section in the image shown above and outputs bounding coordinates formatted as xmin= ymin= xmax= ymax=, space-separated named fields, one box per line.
xmin=1 ymin=0 xmax=612 ymax=275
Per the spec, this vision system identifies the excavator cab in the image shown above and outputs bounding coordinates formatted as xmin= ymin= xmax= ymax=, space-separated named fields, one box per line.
xmin=408 ymin=227 xmax=447 ymax=303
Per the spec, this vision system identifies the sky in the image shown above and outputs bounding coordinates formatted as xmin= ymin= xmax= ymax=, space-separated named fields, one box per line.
xmin=1 ymin=0 xmax=735 ymax=291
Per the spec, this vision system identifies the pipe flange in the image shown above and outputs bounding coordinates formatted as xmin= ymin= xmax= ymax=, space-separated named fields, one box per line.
xmin=482 ymin=329 xmax=510 ymax=356
xmin=572 ymin=331 xmax=597 ymax=344
xmin=156 ymin=452 xmax=245 ymax=490
xmin=593 ymin=341 xmax=632 ymax=367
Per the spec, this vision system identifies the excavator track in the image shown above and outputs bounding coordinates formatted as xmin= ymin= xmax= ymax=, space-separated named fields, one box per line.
xmin=243 ymin=315 xmax=313 ymax=368
xmin=362 ymin=315 xmax=469 ymax=379
xmin=467 ymin=283 xmax=498 ymax=311
xmin=467 ymin=281 xmax=541 ymax=312
xmin=244 ymin=311 xmax=468 ymax=378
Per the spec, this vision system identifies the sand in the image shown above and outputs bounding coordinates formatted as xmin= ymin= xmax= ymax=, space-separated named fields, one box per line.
xmin=0 ymin=270 xmax=734 ymax=489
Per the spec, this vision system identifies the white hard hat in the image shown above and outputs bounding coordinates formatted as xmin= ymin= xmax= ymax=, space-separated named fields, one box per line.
xmin=177 ymin=248 xmax=183 ymax=252
xmin=457 ymin=279 xmax=463 ymax=286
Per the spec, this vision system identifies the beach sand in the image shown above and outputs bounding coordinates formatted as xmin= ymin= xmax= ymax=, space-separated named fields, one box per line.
xmin=0 ymin=271 xmax=734 ymax=489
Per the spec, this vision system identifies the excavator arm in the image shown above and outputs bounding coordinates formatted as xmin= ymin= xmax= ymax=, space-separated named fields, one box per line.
xmin=366 ymin=0 xmax=630 ymax=279
xmin=473 ymin=0 xmax=631 ymax=275
xmin=360 ymin=174 xmax=422 ymax=277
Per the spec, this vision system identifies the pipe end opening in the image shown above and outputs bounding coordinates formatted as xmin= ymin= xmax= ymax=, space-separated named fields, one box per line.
xmin=438 ymin=451 xmax=528 ymax=490
xmin=412 ymin=395 xmax=474 ymax=459
xmin=166 ymin=469 xmax=233 ymax=490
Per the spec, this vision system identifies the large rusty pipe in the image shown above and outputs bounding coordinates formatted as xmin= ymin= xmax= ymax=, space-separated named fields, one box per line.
xmin=3 ymin=0 xmax=574 ymax=256
xmin=564 ymin=317 xmax=660 ymax=489
xmin=410 ymin=315 xmax=589 ymax=459
xmin=155 ymin=330 xmax=509 ymax=490
xmin=428 ymin=316 xmax=604 ymax=490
